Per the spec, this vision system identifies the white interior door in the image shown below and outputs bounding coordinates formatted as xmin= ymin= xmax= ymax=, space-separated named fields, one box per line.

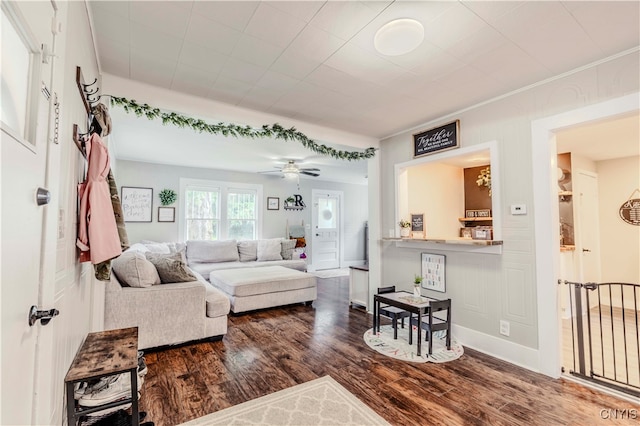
xmin=312 ymin=190 xmax=341 ymax=271
xmin=1 ymin=2 xmax=58 ymax=424
xmin=575 ymin=170 xmax=601 ymax=309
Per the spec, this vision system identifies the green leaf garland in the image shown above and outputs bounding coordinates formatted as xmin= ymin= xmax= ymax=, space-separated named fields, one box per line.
xmin=110 ymin=96 xmax=376 ymax=161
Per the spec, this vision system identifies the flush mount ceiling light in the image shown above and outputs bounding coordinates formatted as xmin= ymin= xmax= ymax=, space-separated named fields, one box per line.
xmin=374 ymin=18 xmax=424 ymax=56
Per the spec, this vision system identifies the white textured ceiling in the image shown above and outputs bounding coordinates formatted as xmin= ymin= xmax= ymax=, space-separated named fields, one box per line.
xmin=89 ymin=1 xmax=640 ymax=182
xmin=557 ymin=113 xmax=640 ymax=162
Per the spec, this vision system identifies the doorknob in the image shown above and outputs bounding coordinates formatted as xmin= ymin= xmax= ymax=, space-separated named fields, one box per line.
xmin=582 ymin=248 xmax=591 ymax=252
xmin=28 ymin=305 xmax=59 ymax=326
xmin=36 ymin=187 xmax=51 ymax=206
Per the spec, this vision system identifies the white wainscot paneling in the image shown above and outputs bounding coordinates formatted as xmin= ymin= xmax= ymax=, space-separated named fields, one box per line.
xmin=502 ymin=260 xmax=535 ymax=326
xmin=501 ymin=227 xmax=534 ymax=255
xmin=457 ymin=255 xmax=498 ymax=316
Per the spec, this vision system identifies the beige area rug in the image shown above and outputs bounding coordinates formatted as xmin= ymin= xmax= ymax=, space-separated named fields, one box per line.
xmin=364 ymin=324 xmax=464 ymax=363
xmin=180 ymin=376 xmax=390 ymax=426
xmin=310 ymin=268 xmax=350 ymax=278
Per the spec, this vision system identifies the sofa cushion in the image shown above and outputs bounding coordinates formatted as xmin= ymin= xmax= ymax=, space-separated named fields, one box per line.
xmin=257 ymin=239 xmax=283 ymax=261
xmin=190 ymin=259 xmax=307 ymax=279
xmin=187 ymin=240 xmax=239 ymax=263
xmin=237 ymin=240 xmax=257 ymax=262
xmin=280 ymin=239 xmax=296 ymax=260
xmin=145 ymin=252 xmax=197 ymax=283
xmin=204 ymin=284 xmax=231 ymax=318
xmin=112 ymin=251 xmax=160 ymax=288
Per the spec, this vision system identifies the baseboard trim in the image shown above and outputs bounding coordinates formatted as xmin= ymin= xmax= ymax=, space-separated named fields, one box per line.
xmin=452 ymin=324 xmax=540 ymax=373
xmin=342 ymin=260 xmax=367 ymax=268
xmin=308 ymin=260 xmax=366 ymax=272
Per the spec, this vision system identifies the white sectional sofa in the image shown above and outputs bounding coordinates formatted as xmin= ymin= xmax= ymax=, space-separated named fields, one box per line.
xmin=104 ymin=267 xmax=230 ymax=350
xmin=104 ymin=238 xmax=308 ymax=348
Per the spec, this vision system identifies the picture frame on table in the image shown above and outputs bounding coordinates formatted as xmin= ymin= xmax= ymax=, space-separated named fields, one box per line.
xmin=411 ymin=213 xmax=424 ymax=238
xmin=158 ymin=207 xmax=175 ymax=223
xmin=267 ymin=197 xmax=279 ymax=210
xmin=121 ymin=186 xmax=153 ymax=222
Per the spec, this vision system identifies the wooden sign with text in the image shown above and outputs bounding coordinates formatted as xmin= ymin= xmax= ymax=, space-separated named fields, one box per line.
xmin=413 ymin=120 xmax=460 ymax=157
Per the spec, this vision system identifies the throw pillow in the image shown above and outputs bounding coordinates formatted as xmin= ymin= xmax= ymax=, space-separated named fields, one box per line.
xmin=142 ymin=242 xmax=171 ymax=254
xmin=237 ymin=240 xmax=258 ymax=262
xmin=293 ymin=237 xmax=306 ymax=248
xmin=139 ymin=241 xmax=186 ymax=262
xmin=166 ymin=242 xmax=187 ymax=264
xmin=187 ymin=240 xmax=239 ymax=263
xmin=112 ymin=251 xmax=160 ymax=288
xmin=280 ymin=239 xmax=296 ymax=260
xmin=127 ymin=243 xmax=150 ymax=253
xmin=257 ymin=239 xmax=283 ymax=261
xmin=145 ymin=252 xmax=197 ymax=284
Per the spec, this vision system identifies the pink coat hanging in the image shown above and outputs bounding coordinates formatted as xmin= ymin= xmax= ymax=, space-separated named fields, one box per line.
xmin=76 ymin=133 xmax=122 ymax=264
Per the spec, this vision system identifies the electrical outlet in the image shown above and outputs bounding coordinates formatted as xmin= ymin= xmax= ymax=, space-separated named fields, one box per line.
xmin=500 ymin=320 xmax=510 ymax=336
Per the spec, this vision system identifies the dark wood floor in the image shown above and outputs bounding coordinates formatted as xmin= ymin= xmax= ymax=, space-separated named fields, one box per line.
xmin=139 ymin=277 xmax=640 ymax=425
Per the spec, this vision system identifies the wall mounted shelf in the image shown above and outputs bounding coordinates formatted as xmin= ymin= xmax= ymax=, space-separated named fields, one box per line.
xmin=382 ymin=237 xmax=503 ymax=254
xmin=458 ymin=217 xmax=493 ymax=222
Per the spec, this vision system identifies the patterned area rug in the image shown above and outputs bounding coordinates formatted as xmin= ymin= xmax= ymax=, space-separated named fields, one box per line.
xmin=310 ymin=268 xmax=350 ymax=278
xmin=180 ymin=376 xmax=390 ymax=425
xmin=364 ymin=325 xmax=464 ymax=363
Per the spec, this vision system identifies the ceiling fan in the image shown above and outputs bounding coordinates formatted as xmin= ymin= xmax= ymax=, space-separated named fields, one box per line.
xmin=260 ymin=160 xmax=321 ymax=178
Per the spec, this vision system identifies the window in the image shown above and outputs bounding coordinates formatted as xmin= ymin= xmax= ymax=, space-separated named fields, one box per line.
xmin=1 ymin=2 xmax=40 ymax=146
xmin=227 ymin=189 xmax=257 ymax=240
xmin=185 ymin=186 xmax=220 ymax=240
xmin=180 ymin=179 xmax=262 ymax=241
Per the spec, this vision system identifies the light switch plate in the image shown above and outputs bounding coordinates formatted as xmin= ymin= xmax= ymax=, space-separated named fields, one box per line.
xmin=510 ymin=204 xmax=527 ymax=215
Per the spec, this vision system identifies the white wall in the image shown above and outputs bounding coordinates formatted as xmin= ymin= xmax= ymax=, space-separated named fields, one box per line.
xmin=114 ymin=160 xmax=368 ymax=265
xmin=597 ymin=155 xmax=640 ymax=284
xmin=374 ymin=51 xmax=639 ymax=364
xmin=407 ymin=163 xmax=464 ymax=239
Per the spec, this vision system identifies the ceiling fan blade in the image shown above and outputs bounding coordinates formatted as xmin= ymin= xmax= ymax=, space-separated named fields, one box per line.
xmin=300 ymin=171 xmax=320 ymax=177
xmin=300 ymin=168 xmax=320 ymax=172
xmin=258 ymin=170 xmax=282 ymax=174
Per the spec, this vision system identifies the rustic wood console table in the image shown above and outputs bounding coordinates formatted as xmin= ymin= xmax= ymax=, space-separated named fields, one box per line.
xmin=64 ymin=327 xmax=139 ymax=426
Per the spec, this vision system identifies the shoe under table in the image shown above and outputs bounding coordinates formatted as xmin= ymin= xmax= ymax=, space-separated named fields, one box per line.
xmin=209 ymin=265 xmax=317 ymax=314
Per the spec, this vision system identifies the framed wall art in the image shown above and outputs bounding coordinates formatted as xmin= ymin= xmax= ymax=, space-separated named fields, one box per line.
xmin=421 ymin=253 xmax=446 ymax=293
xmin=121 ymin=186 xmax=152 ymax=222
xmin=158 ymin=207 xmax=175 ymax=222
xmin=267 ymin=197 xmax=279 ymax=210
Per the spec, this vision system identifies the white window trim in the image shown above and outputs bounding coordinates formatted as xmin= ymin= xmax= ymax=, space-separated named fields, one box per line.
xmin=179 ymin=178 xmax=263 ymax=242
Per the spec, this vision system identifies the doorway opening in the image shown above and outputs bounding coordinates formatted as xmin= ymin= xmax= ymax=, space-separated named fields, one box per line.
xmin=531 ymin=93 xmax=639 ymax=385
xmin=555 ymin=115 xmax=639 ymax=396
xmin=311 ymin=189 xmax=343 ymax=271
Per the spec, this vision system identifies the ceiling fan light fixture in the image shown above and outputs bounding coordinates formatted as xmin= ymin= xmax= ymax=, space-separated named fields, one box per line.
xmin=282 ymin=161 xmax=299 ymax=179
xmin=374 ymin=18 xmax=424 ymax=56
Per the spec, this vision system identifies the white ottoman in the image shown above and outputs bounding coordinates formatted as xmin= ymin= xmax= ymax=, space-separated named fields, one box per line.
xmin=209 ymin=266 xmax=317 ymax=313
